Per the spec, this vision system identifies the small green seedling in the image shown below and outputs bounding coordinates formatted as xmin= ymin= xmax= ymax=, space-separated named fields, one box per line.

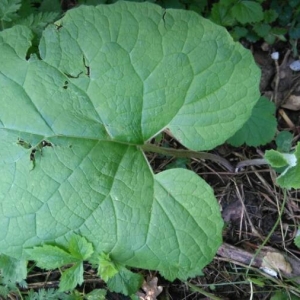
xmin=265 ymin=142 xmax=300 ymax=189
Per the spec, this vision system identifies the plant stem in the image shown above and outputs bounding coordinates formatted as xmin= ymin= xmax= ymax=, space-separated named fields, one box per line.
xmin=140 ymin=143 xmax=235 ymax=172
xmin=235 ymin=158 xmax=268 ymax=170
xmin=186 ymin=282 xmax=223 ymax=300
xmin=140 ymin=144 xmax=271 ymax=172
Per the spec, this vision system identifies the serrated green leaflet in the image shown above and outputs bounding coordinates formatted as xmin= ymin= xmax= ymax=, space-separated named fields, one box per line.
xmin=25 ymin=234 xmax=94 ymax=270
xmin=69 ymin=235 xmax=94 ymax=260
xmin=0 ymin=2 xmax=260 ymax=280
xmin=26 ymin=234 xmax=93 ymax=292
xmin=0 ymin=0 xmax=21 ymax=22
xmin=25 ymin=245 xmax=78 ymax=270
xmin=86 ymin=289 xmax=107 ymax=300
xmin=107 ymin=267 xmax=143 ymax=296
xmin=59 ymin=263 xmax=84 ymax=292
xmin=0 ymin=255 xmax=27 ymax=283
xmin=98 ymin=253 xmax=119 ymax=282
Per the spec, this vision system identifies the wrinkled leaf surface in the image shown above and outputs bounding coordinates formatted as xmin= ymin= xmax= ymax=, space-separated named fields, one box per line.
xmin=0 ymin=2 xmax=260 ymax=280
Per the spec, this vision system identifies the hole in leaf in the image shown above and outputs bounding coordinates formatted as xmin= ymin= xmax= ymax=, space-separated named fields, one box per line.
xmin=30 ymin=149 xmax=36 ymax=161
xmin=83 ymin=56 xmax=90 ymax=77
xmin=41 ymin=140 xmax=53 ymax=148
xmin=65 ymin=72 xmax=83 ymax=79
xmin=29 ymin=140 xmax=53 ymax=169
xmin=17 ymin=138 xmax=32 ymax=149
xmin=86 ymin=66 xmax=90 ymax=77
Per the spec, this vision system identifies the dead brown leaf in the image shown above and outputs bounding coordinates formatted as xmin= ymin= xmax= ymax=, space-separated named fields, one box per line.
xmin=262 ymin=251 xmax=292 ymax=274
xmin=282 ymin=95 xmax=300 ymax=111
xmin=136 ymin=276 xmax=163 ymax=300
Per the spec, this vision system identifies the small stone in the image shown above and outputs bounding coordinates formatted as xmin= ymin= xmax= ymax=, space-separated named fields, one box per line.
xmin=271 ymin=52 xmax=279 ymax=60
xmin=289 ymin=60 xmax=300 ymax=71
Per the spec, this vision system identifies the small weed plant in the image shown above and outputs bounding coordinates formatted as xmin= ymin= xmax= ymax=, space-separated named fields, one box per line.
xmin=0 ymin=0 xmax=299 ymax=298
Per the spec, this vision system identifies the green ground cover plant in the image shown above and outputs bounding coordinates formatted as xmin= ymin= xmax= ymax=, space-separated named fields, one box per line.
xmin=208 ymin=0 xmax=284 ymax=43
xmin=158 ymin=0 xmax=300 ymax=45
xmin=1 ymin=0 xmax=299 ymax=298
xmin=0 ymin=0 xmax=62 ymax=52
xmin=69 ymin=0 xmax=300 ymax=45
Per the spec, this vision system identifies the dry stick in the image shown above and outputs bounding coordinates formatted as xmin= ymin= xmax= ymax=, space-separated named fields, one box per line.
xmin=282 ymin=73 xmax=300 ymax=107
xmin=278 ymin=108 xmax=296 ymax=129
xmin=274 ymin=49 xmax=291 ymax=108
xmin=217 ymin=245 xmax=300 ymax=287
xmin=274 ymin=56 xmax=280 ymax=107
xmin=217 ymin=191 xmax=300 ymax=285
xmin=216 ymin=256 xmax=300 ymax=296
xmin=140 ymin=144 xmax=235 ymax=172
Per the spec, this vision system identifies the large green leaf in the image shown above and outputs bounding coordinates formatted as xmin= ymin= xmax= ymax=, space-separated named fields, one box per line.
xmin=0 ymin=2 xmax=260 ymax=280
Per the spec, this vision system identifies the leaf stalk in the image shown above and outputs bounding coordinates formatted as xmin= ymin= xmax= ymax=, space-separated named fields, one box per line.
xmin=140 ymin=144 xmax=235 ymax=172
xmin=141 ymin=144 xmax=271 ymax=172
